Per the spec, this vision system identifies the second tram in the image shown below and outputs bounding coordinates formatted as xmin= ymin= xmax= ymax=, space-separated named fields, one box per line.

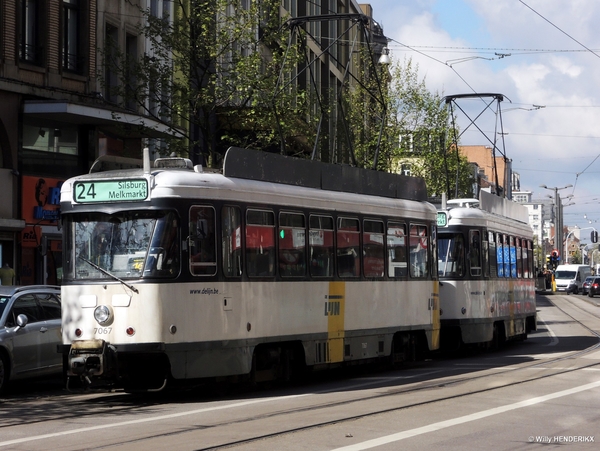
xmin=60 ymin=147 xmax=440 ymax=390
xmin=437 ymin=191 xmax=537 ymax=350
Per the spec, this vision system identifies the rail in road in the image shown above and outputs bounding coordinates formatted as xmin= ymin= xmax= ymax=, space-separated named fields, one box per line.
xmin=0 ymin=293 xmax=599 ymax=450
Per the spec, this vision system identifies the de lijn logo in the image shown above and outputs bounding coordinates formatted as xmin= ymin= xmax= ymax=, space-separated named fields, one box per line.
xmin=33 ymin=178 xmax=62 ymax=221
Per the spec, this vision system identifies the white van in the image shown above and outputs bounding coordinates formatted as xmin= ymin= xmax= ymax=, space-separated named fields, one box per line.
xmin=554 ymin=264 xmax=592 ymax=294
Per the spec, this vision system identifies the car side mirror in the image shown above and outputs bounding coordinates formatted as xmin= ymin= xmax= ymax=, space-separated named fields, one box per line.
xmin=14 ymin=313 xmax=29 ymax=331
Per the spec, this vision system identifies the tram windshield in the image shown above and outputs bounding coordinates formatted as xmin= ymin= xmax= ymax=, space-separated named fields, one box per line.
xmin=438 ymin=233 xmax=465 ymax=278
xmin=63 ymin=210 xmax=180 ymax=281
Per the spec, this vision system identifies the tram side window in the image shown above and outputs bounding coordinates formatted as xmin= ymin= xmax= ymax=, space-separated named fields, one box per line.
xmin=509 ymin=236 xmax=517 ymax=278
xmin=246 ymin=209 xmax=275 ymax=277
xmin=488 ymin=231 xmax=497 ymax=278
xmin=222 ymin=206 xmax=242 ymax=277
xmin=363 ymin=220 xmax=384 ymax=278
xmin=337 ymin=217 xmax=360 ymax=278
xmin=482 ymin=232 xmax=490 ymax=278
xmin=469 ymin=230 xmax=482 ymax=277
xmin=309 ymin=215 xmax=334 ymax=278
xmin=496 ymin=233 xmax=505 ymax=278
xmin=525 ymin=240 xmax=533 ymax=278
xmin=279 ymin=212 xmax=306 ymax=278
xmin=189 ymin=206 xmax=217 ymax=276
xmin=387 ymin=222 xmax=407 ymax=278
xmin=516 ymin=238 xmax=523 ymax=278
xmin=409 ymin=224 xmax=429 ymax=278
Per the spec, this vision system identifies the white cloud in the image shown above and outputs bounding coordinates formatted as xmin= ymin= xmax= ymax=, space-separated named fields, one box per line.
xmin=366 ymin=0 xmax=600 ymax=227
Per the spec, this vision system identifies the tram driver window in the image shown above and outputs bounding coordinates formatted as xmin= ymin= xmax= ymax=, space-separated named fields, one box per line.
xmin=189 ymin=206 xmax=217 ymax=276
xmin=438 ymin=233 xmax=464 ymax=278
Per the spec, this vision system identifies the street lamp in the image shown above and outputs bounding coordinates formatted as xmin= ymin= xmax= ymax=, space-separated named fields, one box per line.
xmin=540 ymin=184 xmax=572 ymax=261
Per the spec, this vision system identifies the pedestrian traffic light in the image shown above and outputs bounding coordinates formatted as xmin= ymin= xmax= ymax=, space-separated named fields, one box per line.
xmin=591 ymin=230 xmax=598 ymax=243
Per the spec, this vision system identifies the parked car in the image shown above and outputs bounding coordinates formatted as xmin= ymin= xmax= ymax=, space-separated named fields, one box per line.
xmin=0 ymin=285 xmax=62 ymax=393
xmin=588 ymin=277 xmax=600 ymax=298
xmin=582 ymin=276 xmax=595 ymax=295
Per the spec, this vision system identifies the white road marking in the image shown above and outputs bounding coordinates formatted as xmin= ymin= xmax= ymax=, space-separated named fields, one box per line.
xmin=0 ymin=394 xmax=308 ymax=447
xmin=330 ymin=379 xmax=600 ymax=451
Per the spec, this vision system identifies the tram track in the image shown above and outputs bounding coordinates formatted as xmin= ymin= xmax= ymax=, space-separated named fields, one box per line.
xmin=1 ymin=295 xmax=599 ymax=450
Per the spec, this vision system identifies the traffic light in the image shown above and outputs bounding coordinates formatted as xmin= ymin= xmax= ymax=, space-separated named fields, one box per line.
xmin=591 ymin=230 xmax=598 ymax=243
xmin=550 ymin=250 xmax=560 ymax=269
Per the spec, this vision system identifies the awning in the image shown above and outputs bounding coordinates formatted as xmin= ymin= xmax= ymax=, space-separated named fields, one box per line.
xmin=0 ymin=218 xmax=26 ymax=232
xmin=23 ymin=100 xmax=184 ymax=139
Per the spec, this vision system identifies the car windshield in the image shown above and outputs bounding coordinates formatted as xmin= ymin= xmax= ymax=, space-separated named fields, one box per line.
xmin=63 ymin=210 xmax=180 ymax=281
xmin=555 ymin=270 xmax=576 ymax=279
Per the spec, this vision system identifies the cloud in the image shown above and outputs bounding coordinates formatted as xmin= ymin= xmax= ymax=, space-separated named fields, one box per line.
xmin=367 ymin=0 xmax=600 ymax=228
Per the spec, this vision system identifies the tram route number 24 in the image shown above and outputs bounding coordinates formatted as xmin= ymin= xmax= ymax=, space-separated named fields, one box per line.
xmin=73 ymin=179 xmax=148 ymax=204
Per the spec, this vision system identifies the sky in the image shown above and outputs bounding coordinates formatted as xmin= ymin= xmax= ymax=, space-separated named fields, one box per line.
xmin=365 ymin=0 xmax=600 ymax=236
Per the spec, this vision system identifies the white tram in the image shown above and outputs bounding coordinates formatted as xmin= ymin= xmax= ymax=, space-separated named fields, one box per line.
xmin=437 ymin=191 xmax=537 ymax=350
xmin=59 ymin=147 xmax=440 ymax=391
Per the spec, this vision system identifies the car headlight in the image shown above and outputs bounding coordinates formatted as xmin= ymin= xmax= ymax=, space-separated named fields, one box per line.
xmin=94 ymin=305 xmax=113 ymax=325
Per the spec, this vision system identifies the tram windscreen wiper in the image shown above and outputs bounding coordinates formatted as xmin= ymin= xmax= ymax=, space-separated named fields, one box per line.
xmin=78 ymin=255 xmax=139 ymax=294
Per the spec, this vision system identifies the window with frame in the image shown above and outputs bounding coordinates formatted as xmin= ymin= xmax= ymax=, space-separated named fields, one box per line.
xmin=516 ymin=237 xmax=523 ymax=278
xmin=125 ymin=32 xmax=138 ymax=111
xmin=246 ymin=209 xmax=275 ymax=277
xmin=496 ymin=233 xmax=505 ymax=278
xmin=278 ymin=212 xmax=306 ymax=278
xmin=469 ymin=230 xmax=482 ymax=277
xmin=309 ymin=215 xmax=334 ymax=278
xmin=38 ymin=294 xmax=61 ymax=320
xmin=387 ymin=222 xmax=407 ymax=278
xmin=20 ymin=0 xmax=42 ymax=65
xmin=189 ymin=206 xmax=217 ymax=276
xmin=6 ymin=295 xmax=43 ymax=327
xmin=337 ymin=217 xmax=360 ymax=278
xmin=481 ymin=232 xmax=490 ymax=277
xmin=509 ymin=236 xmax=516 ymax=278
xmin=104 ymin=23 xmax=119 ymax=103
xmin=409 ymin=224 xmax=429 ymax=278
xmin=488 ymin=231 xmax=497 ymax=278
xmin=221 ymin=206 xmax=242 ymax=277
xmin=62 ymin=0 xmax=84 ymax=73
xmin=363 ymin=219 xmax=384 ymax=278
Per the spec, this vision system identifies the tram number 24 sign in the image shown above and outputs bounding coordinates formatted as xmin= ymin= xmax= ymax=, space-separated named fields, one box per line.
xmin=73 ymin=179 xmax=148 ymax=204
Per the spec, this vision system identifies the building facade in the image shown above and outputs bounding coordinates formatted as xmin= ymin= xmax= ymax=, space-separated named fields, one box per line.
xmin=0 ymin=0 xmax=173 ymax=285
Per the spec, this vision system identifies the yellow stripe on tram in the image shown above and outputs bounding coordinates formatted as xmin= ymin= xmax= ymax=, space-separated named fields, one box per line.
xmin=326 ymin=281 xmax=345 ymax=363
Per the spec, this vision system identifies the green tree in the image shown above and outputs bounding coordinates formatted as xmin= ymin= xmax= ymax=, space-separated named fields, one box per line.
xmin=345 ymin=55 xmax=474 ymax=198
xmin=102 ymin=0 xmax=311 ymax=167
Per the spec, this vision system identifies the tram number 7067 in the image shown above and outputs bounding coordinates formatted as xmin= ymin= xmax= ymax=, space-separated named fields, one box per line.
xmin=94 ymin=327 xmax=112 ymax=335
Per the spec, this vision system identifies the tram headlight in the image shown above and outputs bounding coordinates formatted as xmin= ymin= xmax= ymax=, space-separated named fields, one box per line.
xmin=94 ymin=305 xmax=113 ymax=326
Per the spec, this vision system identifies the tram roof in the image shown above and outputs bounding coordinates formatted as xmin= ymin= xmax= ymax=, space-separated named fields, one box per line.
xmin=441 ymin=190 xmax=532 ymax=233
xmin=222 ymin=147 xmax=428 ymax=202
xmin=62 ymin=147 xmax=434 ymax=215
